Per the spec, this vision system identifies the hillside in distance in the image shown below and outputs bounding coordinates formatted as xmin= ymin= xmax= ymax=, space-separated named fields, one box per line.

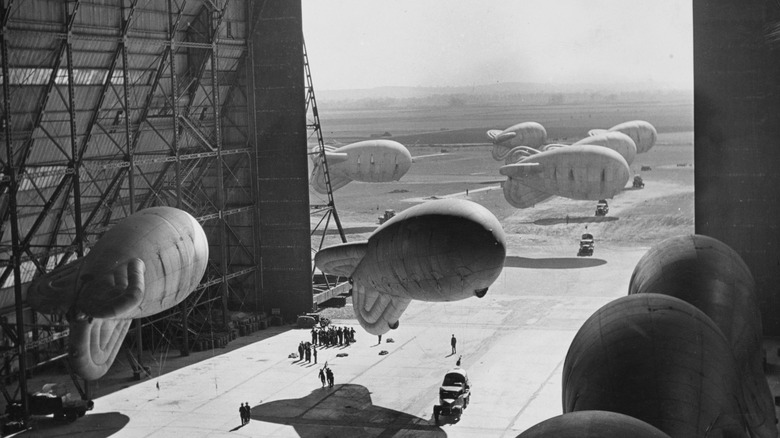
xmin=316 ymin=82 xmax=692 ymax=110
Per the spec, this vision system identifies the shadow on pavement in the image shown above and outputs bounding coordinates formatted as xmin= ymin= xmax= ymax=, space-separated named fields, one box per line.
xmin=17 ymin=412 xmax=129 ymax=438
xmin=533 ymin=216 xmax=618 ymax=226
xmin=505 ymin=256 xmax=607 ymax=269
xmin=250 ymin=383 xmax=446 ymax=437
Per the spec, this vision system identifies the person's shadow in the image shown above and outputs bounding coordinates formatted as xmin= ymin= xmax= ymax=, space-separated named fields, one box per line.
xmin=247 ymin=384 xmax=447 ymax=437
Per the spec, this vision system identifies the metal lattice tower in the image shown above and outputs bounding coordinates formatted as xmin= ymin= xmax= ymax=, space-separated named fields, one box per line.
xmin=303 ymin=38 xmax=348 ymax=300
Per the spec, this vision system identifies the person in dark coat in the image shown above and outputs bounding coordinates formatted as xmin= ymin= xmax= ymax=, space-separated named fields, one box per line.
xmin=313 ymin=345 xmax=318 ymax=364
xmin=318 ymin=367 xmax=326 ymax=387
xmin=326 ymin=367 xmax=334 ymax=388
xmin=298 ymin=341 xmax=304 ymax=361
xmin=451 ymin=334 xmax=457 ymax=354
xmin=240 ymin=402 xmax=250 ymax=425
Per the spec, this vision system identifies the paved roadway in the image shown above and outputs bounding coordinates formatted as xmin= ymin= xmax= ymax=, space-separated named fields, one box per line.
xmin=18 ymin=243 xmax=651 ymax=437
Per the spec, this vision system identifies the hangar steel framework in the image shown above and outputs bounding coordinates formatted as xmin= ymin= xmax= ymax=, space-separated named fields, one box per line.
xmin=0 ymin=0 xmax=288 ymax=417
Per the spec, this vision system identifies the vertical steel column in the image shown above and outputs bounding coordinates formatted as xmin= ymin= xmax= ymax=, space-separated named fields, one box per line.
xmin=120 ymin=7 xmax=139 ymax=369
xmin=121 ymin=1 xmax=135 ymax=213
xmin=64 ymin=0 xmax=88 ymax=398
xmin=168 ymin=0 xmax=187 ymax=356
xmin=65 ymin=12 xmax=84 ymax=259
xmin=211 ymin=3 xmax=229 ymax=329
xmin=1 ymin=2 xmax=29 ymax=422
xmin=167 ymin=0 xmax=182 ymax=207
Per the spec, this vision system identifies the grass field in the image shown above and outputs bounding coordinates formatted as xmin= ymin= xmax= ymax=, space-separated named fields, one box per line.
xmin=317 ymin=99 xmax=693 ymax=144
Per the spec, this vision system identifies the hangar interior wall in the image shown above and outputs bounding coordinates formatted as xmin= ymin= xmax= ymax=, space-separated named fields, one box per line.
xmin=694 ymin=0 xmax=780 ymax=336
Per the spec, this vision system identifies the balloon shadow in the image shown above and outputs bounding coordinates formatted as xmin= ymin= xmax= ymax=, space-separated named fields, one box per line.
xmin=18 ymin=412 xmax=130 ymax=438
xmin=533 ymin=216 xmax=618 ymax=226
xmin=505 ymin=256 xmax=606 ymax=269
xmin=250 ymin=384 xmax=446 ymax=437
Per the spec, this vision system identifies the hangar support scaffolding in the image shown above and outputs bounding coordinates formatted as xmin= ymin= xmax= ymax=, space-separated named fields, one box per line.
xmin=0 ymin=0 xmax=295 ymax=420
xmin=304 ymin=37 xmax=349 ymax=302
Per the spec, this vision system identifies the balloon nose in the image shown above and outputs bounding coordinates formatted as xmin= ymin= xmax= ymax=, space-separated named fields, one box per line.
xmin=474 ymin=287 xmax=488 ymax=298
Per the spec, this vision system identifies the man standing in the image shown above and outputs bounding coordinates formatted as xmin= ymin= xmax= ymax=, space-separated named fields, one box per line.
xmin=326 ymin=367 xmax=334 ymax=388
xmin=318 ymin=367 xmax=326 ymax=388
xmin=313 ymin=345 xmax=318 ymax=364
xmin=240 ymin=402 xmax=250 ymax=425
xmin=451 ymin=334 xmax=457 ymax=354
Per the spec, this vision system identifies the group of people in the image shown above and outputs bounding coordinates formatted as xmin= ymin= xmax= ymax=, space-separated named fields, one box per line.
xmin=311 ymin=325 xmax=355 ymax=347
xmin=238 ymin=402 xmax=251 ymax=425
xmin=318 ymin=365 xmax=335 ymax=388
xmin=297 ymin=341 xmax=318 ymax=363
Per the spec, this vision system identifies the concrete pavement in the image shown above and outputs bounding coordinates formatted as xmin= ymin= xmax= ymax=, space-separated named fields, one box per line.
xmin=17 ymin=243 xmax=650 ymax=437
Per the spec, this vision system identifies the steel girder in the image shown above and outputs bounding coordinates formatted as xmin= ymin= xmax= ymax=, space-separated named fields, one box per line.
xmin=0 ymin=0 xmax=258 ymax=405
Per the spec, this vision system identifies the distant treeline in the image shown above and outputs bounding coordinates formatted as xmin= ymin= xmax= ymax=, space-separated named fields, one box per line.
xmin=318 ymin=90 xmax=691 ymax=110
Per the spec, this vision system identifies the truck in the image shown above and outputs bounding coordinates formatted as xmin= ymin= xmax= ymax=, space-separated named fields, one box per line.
xmin=433 ymin=367 xmax=471 ymax=424
xmin=577 ymin=233 xmax=595 ymax=257
xmin=4 ymin=383 xmax=93 ymax=429
xmin=595 ymin=199 xmax=609 ymax=216
xmin=378 ymin=209 xmax=396 ymax=224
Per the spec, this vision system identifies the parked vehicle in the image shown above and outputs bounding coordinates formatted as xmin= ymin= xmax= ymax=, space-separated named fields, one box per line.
xmin=378 ymin=209 xmax=396 ymax=224
xmin=433 ymin=367 xmax=471 ymax=424
xmin=578 ymin=233 xmax=594 ymax=257
xmin=5 ymin=389 xmax=93 ymax=426
xmin=595 ymin=199 xmax=609 ymax=216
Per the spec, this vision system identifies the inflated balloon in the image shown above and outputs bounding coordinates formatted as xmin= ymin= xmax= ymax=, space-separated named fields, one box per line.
xmin=309 ymin=140 xmax=412 ymax=193
xmin=629 ymin=234 xmax=776 ymax=438
xmin=517 ymin=410 xmax=671 ymax=438
xmin=486 ymin=122 xmax=547 ymax=161
xmin=499 ymin=145 xmax=630 ymax=208
xmin=28 ymin=207 xmax=208 ymax=380
xmin=588 ymin=120 xmax=656 ymax=154
xmin=563 ymin=294 xmax=747 ymax=437
xmin=315 ymin=199 xmax=506 ymax=335
xmin=572 ymin=131 xmax=637 ymax=165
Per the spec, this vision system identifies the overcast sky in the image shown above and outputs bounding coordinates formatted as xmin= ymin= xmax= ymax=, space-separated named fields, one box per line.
xmin=301 ymin=0 xmax=692 ymax=91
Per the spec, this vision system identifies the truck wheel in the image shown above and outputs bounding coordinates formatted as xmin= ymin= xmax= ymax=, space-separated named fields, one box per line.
xmin=433 ymin=406 xmax=440 ymax=424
